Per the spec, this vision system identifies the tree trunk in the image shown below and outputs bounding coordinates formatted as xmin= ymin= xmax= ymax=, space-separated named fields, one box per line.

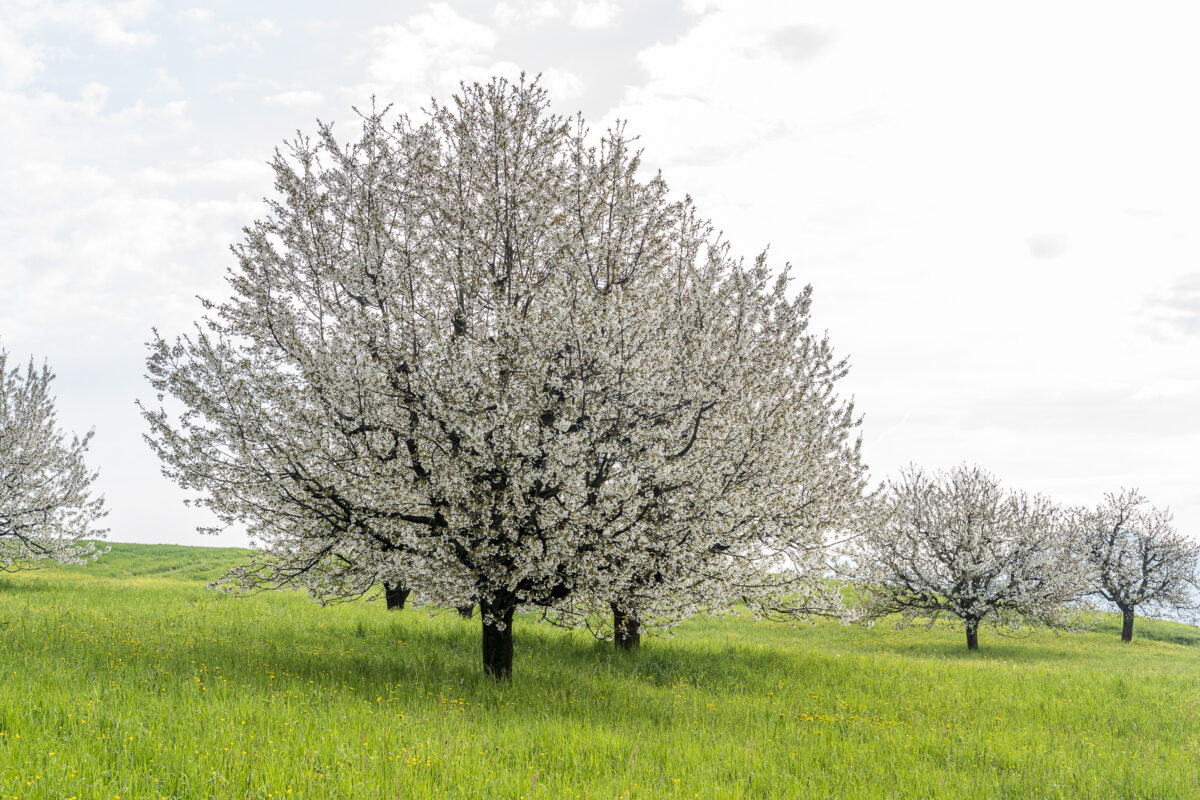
xmin=479 ymin=599 xmax=515 ymax=680
xmin=1121 ymin=606 xmax=1135 ymax=642
xmin=456 ymin=604 xmax=474 ymax=619
xmin=612 ymin=602 xmax=641 ymax=651
xmin=384 ymin=582 xmax=410 ymax=611
xmin=965 ymin=619 xmax=979 ymax=651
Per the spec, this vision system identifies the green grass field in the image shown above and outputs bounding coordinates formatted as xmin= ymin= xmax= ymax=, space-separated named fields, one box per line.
xmin=0 ymin=543 xmax=1197 ymax=799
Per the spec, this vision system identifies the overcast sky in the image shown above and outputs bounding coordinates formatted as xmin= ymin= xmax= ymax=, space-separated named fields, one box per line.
xmin=2 ymin=0 xmax=1199 ymax=548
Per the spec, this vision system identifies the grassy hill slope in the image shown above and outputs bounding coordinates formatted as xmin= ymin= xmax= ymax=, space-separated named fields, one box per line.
xmin=45 ymin=540 xmax=250 ymax=582
xmin=0 ymin=543 xmax=1197 ymax=799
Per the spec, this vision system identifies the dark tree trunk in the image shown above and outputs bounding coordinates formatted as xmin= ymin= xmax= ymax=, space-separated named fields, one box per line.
xmin=384 ymin=582 xmax=410 ymax=611
xmin=612 ymin=602 xmax=641 ymax=651
xmin=480 ymin=599 xmax=515 ymax=680
xmin=1121 ymin=606 xmax=1135 ymax=642
xmin=456 ymin=604 xmax=474 ymax=619
xmin=965 ymin=619 xmax=979 ymax=651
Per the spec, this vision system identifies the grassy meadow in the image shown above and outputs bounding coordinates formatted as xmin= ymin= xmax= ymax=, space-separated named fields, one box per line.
xmin=0 ymin=543 xmax=1197 ymax=799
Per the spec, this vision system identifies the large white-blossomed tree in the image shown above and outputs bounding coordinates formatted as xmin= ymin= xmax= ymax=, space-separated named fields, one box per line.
xmin=142 ymin=77 xmax=864 ymax=678
xmin=0 ymin=348 xmax=107 ymax=571
xmin=848 ymin=465 xmax=1090 ymax=650
xmin=1075 ymin=489 xmax=1199 ymax=642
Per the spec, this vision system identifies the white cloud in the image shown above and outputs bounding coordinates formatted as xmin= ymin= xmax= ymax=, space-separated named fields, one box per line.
xmin=78 ymin=81 xmax=109 ymax=113
xmin=1148 ymin=274 xmax=1200 ymax=339
xmin=492 ymin=0 xmax=619 ymax=29
xmin=37 ymin=0 xmax=157 ymax=49
xmin=0 ymin=5 xmax=157 ymax=90
xmin=0 ymin=19 xmax=44 ymax=89
xmin=304 ymin=18 xmax=336 ymax=34
xmin=570 ymin=0 xmax=619 ymax=29
xmin=253 ymin=18 xmax=280 ymax=37
xmin=534 ymin=67 xmax=583 ymax=105
xmin=492 ymin=1 xmax=563 ymax=27
xmin=355 ymin=3 xmax=581 ymax=112
xmin=181 ymin=8 xmax=214 ymax=23
xmin=264 ymin=89 xmax=323 ymax=108
xmin=153 ymin=67 xmax=183 ymax=94
xmin=104 ymin=98 xmax=192 ymax=130
xmin=134 ymin=158 xmax=271 ymax=186
xmin=196 ymin=40 xmax=233 ymax=58
xmin=213 ymin=76 xmax=278 ymax=92
xmin=608 ymin=7 xmax=845 ymax=164
xmin=192 ymin=14 xmax=281 ymax=58
xmin=0 ymin=83 xmax=234 ymax=368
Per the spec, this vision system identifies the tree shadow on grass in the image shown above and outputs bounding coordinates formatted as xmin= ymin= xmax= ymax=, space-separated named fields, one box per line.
xmin=870 ymin=617 xmax=1199 ymax=663
xmin=1136 ymin=626 xmax=1200 ymax=646
xmin=1091 ymin=615 xmax=1200 ymax=647
xmin=525 ymin=624 xmax=820 ymax=690
xmin=62 ymin=605 xmax=823 ymax=729
xmin=862 ymin=632 xmax=1090 ymax=664
xmin=0 ymin=575 xmax=58 ymax=594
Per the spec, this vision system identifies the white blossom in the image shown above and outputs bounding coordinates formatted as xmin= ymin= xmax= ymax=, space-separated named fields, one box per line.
xmin=0 ymin=348 xmax=107 ymax=571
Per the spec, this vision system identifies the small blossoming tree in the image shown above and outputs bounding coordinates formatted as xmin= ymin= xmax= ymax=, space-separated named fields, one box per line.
xmin=848 ymin=465 xmax=1090 ymax=650
xmin=1075 ymin=489 xmax=1199 ymax=642
xmin=0 ymin=348 xmax=107 ymax=571
xmin=142 ymin=77 xmax=863 ymax=678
